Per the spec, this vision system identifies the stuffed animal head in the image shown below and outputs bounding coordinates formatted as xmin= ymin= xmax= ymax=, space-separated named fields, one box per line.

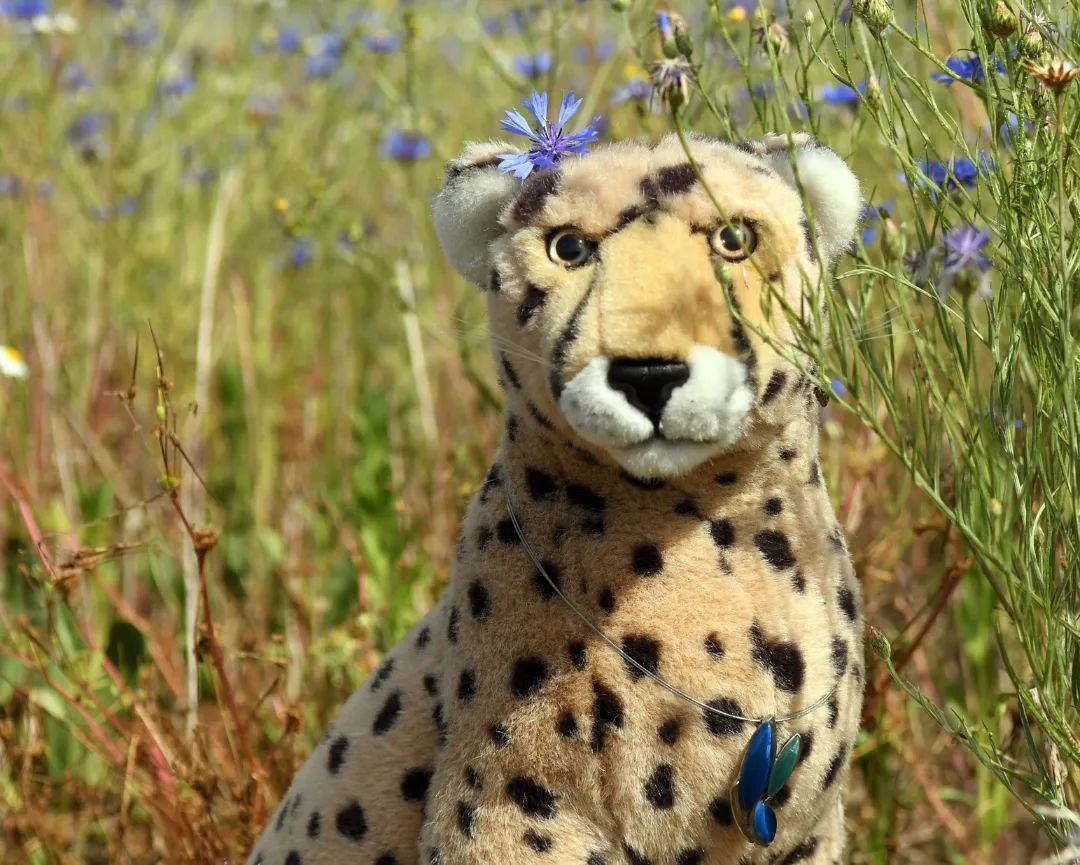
xmin=433 ymin=132 xmax=861 ymax=480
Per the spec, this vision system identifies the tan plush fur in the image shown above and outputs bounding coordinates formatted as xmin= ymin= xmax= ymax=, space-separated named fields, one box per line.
xmin=246 ymin=134 xmax=864 ymax=865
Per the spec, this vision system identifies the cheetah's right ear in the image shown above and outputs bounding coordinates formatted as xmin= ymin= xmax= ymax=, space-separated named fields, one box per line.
xmin=433 ymin=141 xmax=521 ymax=287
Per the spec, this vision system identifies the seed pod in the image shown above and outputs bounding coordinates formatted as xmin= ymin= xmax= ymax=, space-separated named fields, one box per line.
xmin=982 ymin=1 xmax=1018 ymax=39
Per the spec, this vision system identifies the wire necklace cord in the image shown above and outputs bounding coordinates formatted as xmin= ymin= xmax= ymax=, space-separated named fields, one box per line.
xmin=504 ymin=485 xmax=839 ymax=726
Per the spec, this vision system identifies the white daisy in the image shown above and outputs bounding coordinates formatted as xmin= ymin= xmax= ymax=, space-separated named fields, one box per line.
xmin=0 ymin=345 xmax=29 ymax=379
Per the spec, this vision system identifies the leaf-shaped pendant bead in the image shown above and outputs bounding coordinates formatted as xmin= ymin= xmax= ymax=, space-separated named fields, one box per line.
xmin=766 ymin=733 xmax=802 ymax=800
xmin=751 ymin=800 xmax=777 ymax=845
xmin=737 ymin=719 xmax=774 ymax=813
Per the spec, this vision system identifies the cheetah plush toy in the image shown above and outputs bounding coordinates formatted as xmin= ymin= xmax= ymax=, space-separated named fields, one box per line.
xmin=247 ymin=128 xmax=864 ymax=865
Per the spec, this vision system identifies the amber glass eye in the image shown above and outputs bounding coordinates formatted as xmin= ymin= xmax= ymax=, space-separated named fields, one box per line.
xmin=547 ymin=230 xmax=594 ymax=267
xmin=710 ymin=220 xmax=758 ymax=261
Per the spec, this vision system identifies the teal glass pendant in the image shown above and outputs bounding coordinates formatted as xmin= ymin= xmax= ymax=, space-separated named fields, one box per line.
xmin=730 ymin=719 xmax=803 ymax=846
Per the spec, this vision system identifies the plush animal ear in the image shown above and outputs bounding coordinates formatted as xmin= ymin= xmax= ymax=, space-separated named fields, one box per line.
xmin=742 ymin=133 xmax=862 ymax=265
xmin=432 ymin=141 xmax=521 ymax=287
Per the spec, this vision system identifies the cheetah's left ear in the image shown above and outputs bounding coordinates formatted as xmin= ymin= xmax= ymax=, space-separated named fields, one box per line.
xmin=744 ymin=133 xmax=862 ymax=265
xmin=433 ymin=141 xmax=522 ymax=287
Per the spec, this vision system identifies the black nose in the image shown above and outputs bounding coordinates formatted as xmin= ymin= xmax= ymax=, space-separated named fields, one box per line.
xmin=607 ymin=359 xmax=691 ymax=427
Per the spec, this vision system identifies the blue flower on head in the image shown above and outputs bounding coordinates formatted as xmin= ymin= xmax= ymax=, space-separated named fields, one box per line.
xmin=931 ymin=54 xmax=1005 ymax=86
xmin=514 ymin=52 xmax=552 ymax=80
xmin=498 ymin=90 xmax=602 ymax=180
xmin=0 ymin=0 xmax=48 ymax=19
xmin=820 ymin=80 xmax=865 ymax=107
xmin=381 ymin=129 xmax=432 ymax=162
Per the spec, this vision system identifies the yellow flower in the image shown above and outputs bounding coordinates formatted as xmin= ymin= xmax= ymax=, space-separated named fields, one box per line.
xmin=0 ymin=345 xmax=29 ymax=379
xmin=728 ymin=7 xmax=748 ymax=22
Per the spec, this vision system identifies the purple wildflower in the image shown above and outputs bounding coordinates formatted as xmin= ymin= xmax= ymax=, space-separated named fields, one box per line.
xmin=513 ymin=52 xmax=552 ymax=80
xmin=306 ymin=52 xmax=338 ymax=79
xmin=381 ymin=130 xmax=432 ymax=162
xmin=938 ymin=225 xmax=992 ymax=299
xmin=288 ymin=237 xmax=314 ymax=269
xmin=820 ymin=80 xmax=865 ymax=107
xmin=275 ymin=27 xmax=302 ymax=54
xmin=0 ymin=174 xmax=23 ymax=197
xmin=859 ymin=200 xmax=894 ymax=246
xmin=830 ymin=378 xmax=845 ymax=398
xmin=610 ymin=77 xmax=650 ymax=106
xmin=497 ymin=91 xmax=601 ymax=180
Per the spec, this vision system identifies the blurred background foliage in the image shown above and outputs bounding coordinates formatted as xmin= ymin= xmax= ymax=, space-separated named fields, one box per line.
xmin=0 ymin=0 xmax=1077 ymax=862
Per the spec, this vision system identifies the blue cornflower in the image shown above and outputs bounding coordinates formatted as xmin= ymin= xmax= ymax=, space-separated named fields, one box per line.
xmin=381 ymin=130 xmax=432 ymax=162
xmin=362 ymin=31 xmax=401 ymax=53
xmin=0 ymin=174 xmax=23 ymax=197
xmin=998 ymin=112 xmax=1034 ymax=147
xmin=497 ymin=91 xmax=601 ymax=180
xmin=122 ymin=22 xmax=157 ymax=47
xmin=910 ymin=154 xmax=992 ymax=196
xmin=931 ymin=54 xmax=1005 ymax=86
xmin=830 ymin=378 xmax=845 ymax=398
xmin=66 ymin=112 xmax=107 ymax=150
xmin=937 ymin=225 xmax=992 ymax=299
xmin=514 ymin=52 xmax=552 ymax=80
xmin=288 ymin=237 xmax=314 ymax=269
xmin=820 ymin=80 xmax=865 ymax=107
xmin=0 ymin=0 xmax=48 ymax=18
xmin=275 ymin=27 xmax=302 ymax=54
xmin=61 ymin=62 xmax=93 ymax=92
xmin=306 ymin=52 xmax=338 ymax=79
xmin=859 ymin=200 xmax=894 ymax=246
xmin=161 ymin=71 xmax=195 ymax=98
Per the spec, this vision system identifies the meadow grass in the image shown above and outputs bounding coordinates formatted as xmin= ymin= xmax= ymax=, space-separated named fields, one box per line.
xmin=0 ymin=0 xmax=1077 ymax=862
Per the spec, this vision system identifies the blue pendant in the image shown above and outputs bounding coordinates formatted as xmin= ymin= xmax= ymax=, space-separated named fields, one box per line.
xmin=730 ymin=718 xmax=802 ymax=847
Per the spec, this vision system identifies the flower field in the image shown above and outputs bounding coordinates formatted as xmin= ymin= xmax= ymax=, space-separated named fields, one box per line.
xmin=0 ymin=1 xmax=1078 ymax=862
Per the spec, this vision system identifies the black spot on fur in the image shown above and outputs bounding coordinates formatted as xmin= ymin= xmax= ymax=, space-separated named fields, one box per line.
xmin=771 ymin=785 xmax=793 ymax=808
xmin=549 ymin=282 xmax=595 ymax=398
xmin=457 ymin=669 xmax=476 ymax=702
xmin=658 ymin=717 xmax=681 ymax=744
xmin=644 ymin=763 xmax=676 ymax=809
xmin=335 ymin=801 xmax=368 ymax=842
xmin=826 ymin=696 xmax=839 ymax=728
xmin=371 ymin=657 xmax=395 ymax=690
xmin=489 ymin=269 xmax=502 ymax=293
xmin=464 ymin=766 xmax=482 ymax=791
xmin=831 ymin=637 xmax=849 ymax=677
xmin=639 ymin=176 xmax=660 ymax=205
xmin=467 ymin=581 xmax=490 ymax=620
xmin=507 ymin=776 xmax=557 ymax=819
xmin=828 ymin=527 xmax=846 ymax=551
xmin=705 ymin=633 xmax=726 ymax=659
xmin=799 ymin=731 xmax=814 ymax=764
xmin=305 ymin=811 xmax=321 ymax=839
xmin=475 ymin=526 xmax=492 ymax=551
xmin=511 ymin=657 xmax=549 ymax=698
xmin=822 ymin=745 xmax=848 ymax=789
xmin=632 ymin=544 xmax=663 ymax=576
xmin=375 ymin=855 xmax=398 ymax=865
xmin=526 ymin=467 xmax=558 ymax=501
xmin=674 ymin=498 xmax=700 ymax=517
xmin=533 ymin=561 xmax=563 ymax=600
xmin=422 ymin=674 xmax=438 ymax=696
xmin=526 ymin=400 xmax=555 ymax=430
xmin=792 ymin=570 xmax=807 ymax=593
xmin=765 ymin=497 xmax=784 ymax=516
xmin=621 ymin=634 xmax=661 ymax=681
xmin=524 ymin=830 xmax=553 ymax=852
xmin=444 ymin=155 xmax=501 ymax=181
xmin=710 ymin=519 xmax=735 ymax=549
xmin=401 ymin=768 xmax=432 ymax=802
xmin=779 ymin=839 xmax=820 ymax=864
xmin=284 ymin=853 xmax=300 ymax=865
xmin=566 ymin=484 xmax=605 ymax=512
xmin=800 ymin=216 xmax=817 ymax=263
xmin=779 ymin=447 xmax=796 ymax=461
xmin=676 ymin=850 xmax=705 ymax=865
xmin=590 ymin=681 xmax=625 ymax=752
xmin=704 ymin=697 xmax=745 ymax=737
xmin=327 ymin=735 xmax=349 ymax=773
xmin=457 ymin=801 xmax=476 ymax=838
xmin=709 ymin=795 xmax=734 ymax=825
xmin=568 ymin=641 xmax=587 ymax=670
xmin=558 ymin=709 xmax=578 ymax=739
xmin=432 ymin=702 xmax=448 ymax=745
xmin=517 ymin=284 xmax=547 ymax=326
xmin=763 ymin=369 xmax=787 ymax=403
xmin=583 ymin=515 xmax=605 ymax=535
xmin=443 ymin=607 xmax=459 ymax=646
xmin=500 ymin=353 xmax=521 ymax=389
xmin=507 ymin=415 xmax=519 ymax=441
xmin=490 ymin=723 xmax=510 ymax=748
xmin=838 ymin=586 xmax=857 ymax=621
xmin=615 ymin=204 xmax=652 ymax=231
xmin=513 ymin=169 xmax=560 ymax=224
xmin=624 ymin=844 xmax=655 ymax=865
xmin=750 ymin=623 xmax=805 ymax=693
xmin=755 ymin=530 xmax=798 ymax=569
xmin=656 ymin=162 xmax=698 ymax=195
xmin=496 ymin=518 xmax=521 ymax=545
xmin=586 ymin=855 xmax=608 ymax=865
xmin=715 ymin=471 xmax=738 ymax=485
xmin=598 ymin=586 xmax=616 ymax=614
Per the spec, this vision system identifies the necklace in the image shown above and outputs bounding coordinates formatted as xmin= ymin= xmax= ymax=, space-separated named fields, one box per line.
xmin=504 ymin=486 xmax=839 ymax=847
